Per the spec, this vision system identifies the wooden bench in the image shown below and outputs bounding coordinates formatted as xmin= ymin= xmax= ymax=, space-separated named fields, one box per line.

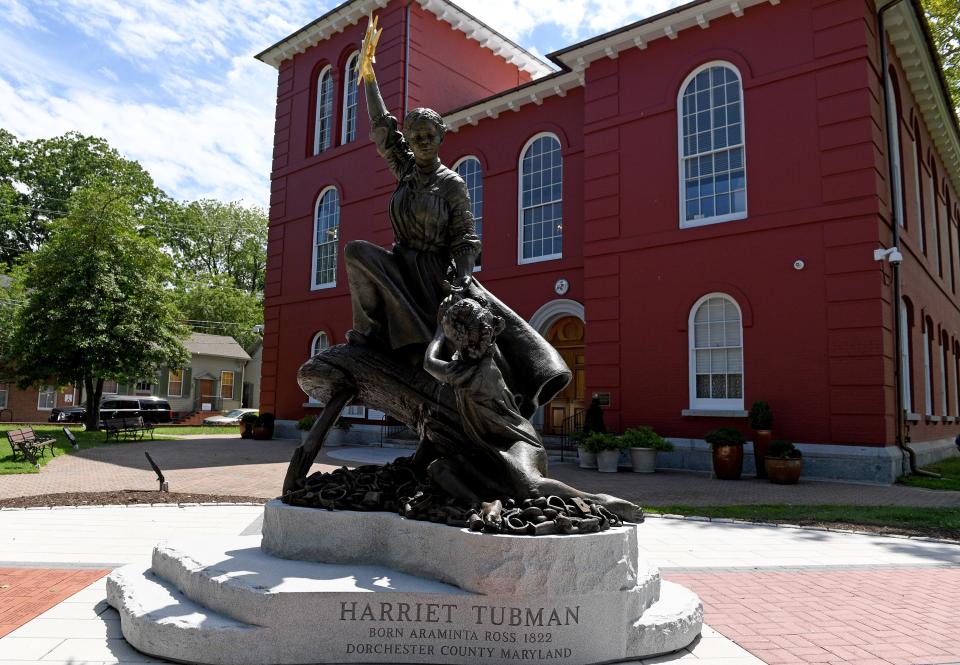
xmin=103 ymin=417 xmax=155 ymax=442
xmin=6 ymin=427 xmax=57 ymax=465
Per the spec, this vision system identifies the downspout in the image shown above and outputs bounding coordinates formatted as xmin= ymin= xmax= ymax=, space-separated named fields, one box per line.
xmin=877 ymin=0 xmax=938 ymax=477
xmin=403 ymin=2 xmax=411 ymax=118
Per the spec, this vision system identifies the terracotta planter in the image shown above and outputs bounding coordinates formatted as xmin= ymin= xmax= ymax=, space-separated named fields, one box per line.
xmin=252 ymin=426 xmax=273 ymax=441
xmin=577 ymin=446 xmax=597 ymax=469
xmin=595 ymin=449 xmax=621 ymax=473
xmin=765 ymin=457 xmax=802 ymax=484
xmin=629 ymin=447 xmax=657 ymax=473
xmin=752 ymin=430 xmax=773 ymax=478
xmin=711 ymin=444 xmax=744 ymax=480
xmin=240 ymin=422 xmax=254 ymax=439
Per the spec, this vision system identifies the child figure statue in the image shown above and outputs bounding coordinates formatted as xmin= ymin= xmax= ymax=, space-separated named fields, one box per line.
xmin=423 ymin=290 xmax=643 ymax=527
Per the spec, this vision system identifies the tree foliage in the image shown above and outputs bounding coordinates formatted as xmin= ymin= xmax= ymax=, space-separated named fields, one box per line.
xmin=0 ymin=131 xmax=164 ymax=268
xmin=9 ymin=182 xmax=189 ymax=429
xmin=172 ymin=276 xmax=264 ymax=351
xmin=922 ymin=0 xmax=960 ymax=118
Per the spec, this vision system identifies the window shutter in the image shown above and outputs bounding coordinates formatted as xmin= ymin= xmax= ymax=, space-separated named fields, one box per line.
xmin=183 ymin=368 xmax=192 ymax=398
xmin=159 ymin=369 xmax=169 ymax=397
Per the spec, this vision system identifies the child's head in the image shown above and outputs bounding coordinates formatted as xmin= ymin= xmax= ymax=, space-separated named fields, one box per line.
xmin=439 ymin=296 xmax=505 ymax=360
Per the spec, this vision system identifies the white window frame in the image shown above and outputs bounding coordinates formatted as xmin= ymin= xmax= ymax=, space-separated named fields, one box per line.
xmin=688 ymin=293 xmax=744 ymax=411
xmin=168 ymin=368 xmax=184 ymax=398
xmin=940 ymin=335 xmax=949 ymax=416
xmin=886 ymin=73 xmax=906 ymax=230
xmin=135 ymin=380 xmax=152 ymax=392
xmin=308 ymin=332 xmax=331 ymax=405
xmin=678 ymin=61 xmax=748 ymax=229
xmin=954 ymin=344 xmax=959 ymax=417
xmin=911 ymin=126 xmax=925 ymax=252
xmin=311 ymin=186 xmax=340 ymax=290
xmin=102 ymin=380 xmax=119 ymax=395
xmin=900 ymin=298 xmax=912 ymax=413
xmin=453 ymin=155 xmax=483 ymax=272
xmin=0 ymin=383 xmax=7 ymax=409
xmin=341 ymin=51 xmax=360 ymax=145
xmin=220 ymin=370 xmax=235 ymax=400
xmin=37 ymin=385 xmax=56 ymax=410
xmin=313 ymin=65 xmax=334 ymax=155
xmin=342 ymin=404 xmax=365 ymax=418
xmin=517 ymin=132 xmax=563 ymax=265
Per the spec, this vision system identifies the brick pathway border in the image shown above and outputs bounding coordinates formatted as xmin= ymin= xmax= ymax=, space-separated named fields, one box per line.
xmin=0 ymin=568 xmax=109 ymax=638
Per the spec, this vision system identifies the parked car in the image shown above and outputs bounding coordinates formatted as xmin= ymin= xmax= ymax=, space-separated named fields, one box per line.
xmin=203 ymin=408 xmax=258 ymax=426
xmin=48 ymin=396 xmax=174 ymax=425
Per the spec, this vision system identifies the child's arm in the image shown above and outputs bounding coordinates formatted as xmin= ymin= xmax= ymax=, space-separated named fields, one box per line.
xmin=424 ymin=326 xmax=475 ymax=387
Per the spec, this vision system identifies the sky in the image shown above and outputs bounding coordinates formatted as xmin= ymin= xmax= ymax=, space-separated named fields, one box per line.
xmin=0 ymin=0 xmax=685 ymax=208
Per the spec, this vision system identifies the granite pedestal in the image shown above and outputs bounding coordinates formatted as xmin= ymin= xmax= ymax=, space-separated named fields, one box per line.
xmin=107 ymin=500 xmax=703 ymax=664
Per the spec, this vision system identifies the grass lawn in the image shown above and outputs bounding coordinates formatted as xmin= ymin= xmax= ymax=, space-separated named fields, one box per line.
xmin=898 ymin=455 xmax=960 ymax=491
xmin=645 ymin=504 xmax=960 ymax=540
xmin=0 ymin=424 xmax=239 ymax=475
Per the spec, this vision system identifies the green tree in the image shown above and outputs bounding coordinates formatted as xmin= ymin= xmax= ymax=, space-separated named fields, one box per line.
xmin=9 ymin=182 xmax=189 ymax=430
xmin=158 ymin=200 xmax=268 ymax=294
xmin=0 ymin=130 xmax=164 ymax=267
xmin=922 ymin=0 xmax=960 ymax=117
xmin=172 ymin=276 xmax=264 ymax=351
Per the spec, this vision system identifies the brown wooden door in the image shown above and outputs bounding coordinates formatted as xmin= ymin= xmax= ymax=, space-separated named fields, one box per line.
xmin=198 ymin=379 xmax=215 ymax=403
xmin=543 ymin=317 xmax=585 ymax=434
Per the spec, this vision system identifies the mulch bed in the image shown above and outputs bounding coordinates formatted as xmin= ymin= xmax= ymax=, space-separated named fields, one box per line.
xmin=0 ymin=490 xmax=268 ymax=509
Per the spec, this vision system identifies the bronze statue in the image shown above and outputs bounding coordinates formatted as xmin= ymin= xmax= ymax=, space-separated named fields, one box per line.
xmin=285 ymin=15 xmax=643 ymax=531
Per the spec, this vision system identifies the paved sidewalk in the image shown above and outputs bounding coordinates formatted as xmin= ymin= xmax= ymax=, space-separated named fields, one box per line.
xmin=2 ymin=439 xmax=959 ymax=507
xmin=0 ymin=505 xmax=958 ymax=664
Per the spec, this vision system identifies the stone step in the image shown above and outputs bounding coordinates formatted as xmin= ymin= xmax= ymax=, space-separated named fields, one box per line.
xmin=151 ymin=536 xmax=470 ymax=629
xmin=629 ymin=581 xmax=705 ymax=657
xmin=106 ymin=564 xmax=268 ymax=665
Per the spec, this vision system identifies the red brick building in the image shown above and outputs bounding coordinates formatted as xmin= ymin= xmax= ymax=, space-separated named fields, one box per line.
xmin=255 ymin=0 xmax=960 ymax=482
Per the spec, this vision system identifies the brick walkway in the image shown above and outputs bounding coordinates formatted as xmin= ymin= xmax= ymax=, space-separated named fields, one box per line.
xmin=0 ymin=568 xmax=108 ymax=638
xmin=2 ymin=437 xmax=959 ymax=507
xmin=668 ymin=568 xmax=960 ymax=664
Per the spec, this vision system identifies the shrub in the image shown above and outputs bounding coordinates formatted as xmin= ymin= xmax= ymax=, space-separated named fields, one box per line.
xmin=296 ymin=415 xmax=317 ymax=431
xmin=240 ymin=411 xmax=259 ymax=424
xmin=621 ymin=426 xmax=674 ymax=452
xmin=704 ymin=428 xmax=746 ymax=447
xmin=748 ymin=401 xmax=773 ymax=430
xmin=583 ymin=431 xmax=625 ymax=454
xmin=767 ymin=439 xmax=801 ymax=459
xmin=241 ymin=411 xmax=276 ymax=427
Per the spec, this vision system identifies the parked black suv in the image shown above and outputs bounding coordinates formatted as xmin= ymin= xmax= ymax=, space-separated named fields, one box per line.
xmin=48 ymin=396 xmax=174 ymax=424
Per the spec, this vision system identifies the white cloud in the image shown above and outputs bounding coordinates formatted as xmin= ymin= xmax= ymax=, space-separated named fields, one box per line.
xmin=0 ymin=0 xmax=40 ymax=29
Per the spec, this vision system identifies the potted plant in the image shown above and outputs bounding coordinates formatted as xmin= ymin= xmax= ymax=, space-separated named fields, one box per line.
xmin=748 ymin=401 xmax=774 ymax=479
xmin=705 ymin=428 xmax=746 ymax=480
xmin=584 ymin=432 xmax=625 ymax=473
xmin=239 ymin=411 xmax=258 ymax=439
xmin=765 ymin=439 xmax=802 ymax=484
xmin=251 ymin=412 xmax=275 ymax=440
xmin=571 ymin=431 xmax=596 ymax=469
xmin=621 ymin=426 xmax=674 ymax=473
xmin=296 ymin=415 xmax=317 ymax=443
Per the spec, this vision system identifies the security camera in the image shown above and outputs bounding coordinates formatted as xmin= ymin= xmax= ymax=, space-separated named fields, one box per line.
xmin=888 ymin=249 xmax=903 ymax=264
xmin=873 ymin=247 xmax=903 ymax=264
xmin=252 ymin=324 xmax=264 ymax=334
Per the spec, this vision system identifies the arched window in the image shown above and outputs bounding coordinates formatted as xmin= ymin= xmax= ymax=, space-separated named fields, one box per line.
xmin=923 ymin=316 xmax=934 ymax=416
xmin=887 ymin=69 xmax=907 ymax=230
xmin=679 ymin=63 xmax=746 ymax=227
xmin=929 ymin=158 xmax=942 ymax=276
xmin=312 ymin=187 xmax=340 ymax=289
xmin=314 ymin=66 xmax=334 ymax=155
xmin=688 ymin=294 xmax=743 ymax=410
xmin=911 ymin=119 xmax=926 ymax=252
xmin=941 ymin=331 xmax=949 ymax=416
xmin=519 ymin=133 xmax=562 ymax=264
xmin=311 ymin=331 xmax=330 ymax=357
xmin=341 ymin=52 xmax=359 ymax=144
xmin=900 ymin=298 xmax=913 ymax=414
xmin=454 ymin=156 xmax=483 ymax=269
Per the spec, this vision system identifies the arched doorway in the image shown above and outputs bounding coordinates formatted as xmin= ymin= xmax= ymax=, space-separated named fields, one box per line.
xmin=543 ymin=316 xmax=585 ymax=435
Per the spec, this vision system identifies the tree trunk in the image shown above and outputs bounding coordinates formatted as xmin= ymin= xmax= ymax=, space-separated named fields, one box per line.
xmin=84 ymin=377 xmax=103 ymax=431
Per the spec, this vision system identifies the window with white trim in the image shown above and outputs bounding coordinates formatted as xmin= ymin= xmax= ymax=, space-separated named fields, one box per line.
xmin=519 ymin=134 xmax=562 ymax=263
xmin=900 ymin=299 xmax=913 ymax=413
xmin=929 ymin=162 xmax=942 ymax=276
xmin=954 ymin=343 xmax=959 ymax=417
xmin=37 ymin=385 xmax=56 ymax=410
xmin=941 ymin=335 xmax=949 ymax=416
xmin=311 ymin=331 xmax=330 ymax=357
xmin=136 ymin=380 xmax=152 ymax=392
xmin=0 ymin=383 xmax=7 ymax=408
xmin=168 ymin=369 xmax=183 ymax=398
xmin=454 ymin=156 xmax=483 ymax=269
xmin=689 ymin=294 xmax=743 ymax=410
xmin=911 ymin=120 xmax=926 ymax=252
xmin=220 ymin=371 xmax=235 ymax=400
xmin=923 ymin=318 xmax=933 ymax=416
xmin=679 ymin=63 xmax=746 ymax=227
xmin=312 ymin=188 xmax=340 ymax=289
xmin=342 ymin=52 xmax=359 ymax=144
xmin=103 ymin=380 xmax=118 ymax=395
xmin=314 ymin=66 xmax=334 ymax=155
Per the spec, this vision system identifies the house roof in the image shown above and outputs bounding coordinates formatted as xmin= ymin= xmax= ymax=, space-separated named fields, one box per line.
xmin=184 ymin=333 xmax=251 ymax=361
xmin=254 ymin=0 xmax=553 ymax=78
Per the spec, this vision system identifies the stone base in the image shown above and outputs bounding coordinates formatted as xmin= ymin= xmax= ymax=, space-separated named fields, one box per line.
xmin=107 ymin=502 xmax=702 ymax=665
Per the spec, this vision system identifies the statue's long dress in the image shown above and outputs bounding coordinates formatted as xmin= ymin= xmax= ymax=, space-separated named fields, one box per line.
xmin=344 ymin=113 xmax=570 ymax=416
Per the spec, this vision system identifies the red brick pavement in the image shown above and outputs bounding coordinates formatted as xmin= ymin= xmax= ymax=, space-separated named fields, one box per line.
xmin=0 ymin=568 xmax=109 ymax=638
xmin=666 ymin=568 xmax=960 ymax=665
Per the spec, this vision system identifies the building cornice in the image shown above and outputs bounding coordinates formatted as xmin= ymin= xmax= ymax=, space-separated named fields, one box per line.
xmin=254 ymin=0 xmax=552 ymax=78
xmin=884 ymin=0 xmax=960 ymax=195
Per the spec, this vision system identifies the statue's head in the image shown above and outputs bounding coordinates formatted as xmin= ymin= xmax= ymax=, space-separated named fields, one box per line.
xmin=439 ymin=296 xmax=504 ymax=361
xmin=403 ymin=108 xmax=446 ymax=163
